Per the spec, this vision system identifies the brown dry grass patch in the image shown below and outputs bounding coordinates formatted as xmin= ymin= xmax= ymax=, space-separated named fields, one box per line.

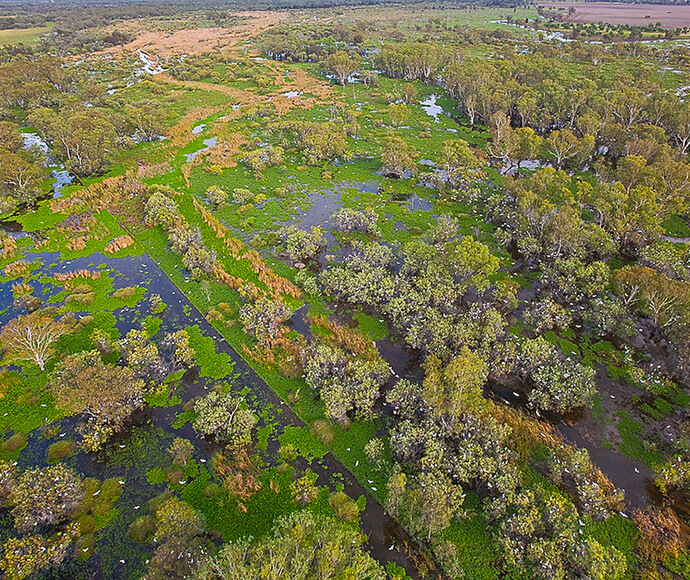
xmin=542 ymin=2 xmax=690 ymax=28
xmin=98 ymin=11 xmax=288 ymax=60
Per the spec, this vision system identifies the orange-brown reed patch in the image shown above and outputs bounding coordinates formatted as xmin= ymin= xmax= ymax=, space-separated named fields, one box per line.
xmin=242 ymin=331 xmax=304 ymax=378
xmin=54 ymin=269 xmax=101 ymax=289
xmin=192 ymin=198 xmax=301 ymax=300
xmin=203 ymin=132 xmax=247 ymax=168
xmin=307 ymin=314 xmax=374 ymax=357
xmin=3 ymin=261 xmax=28 ymax=278
xmin=136 ymin=162 xmax=172 ymax=179
xmin=1 ymin=235 xmax=17 ymax=260
xmin=104 ymin=235 xmax=135 ymax=254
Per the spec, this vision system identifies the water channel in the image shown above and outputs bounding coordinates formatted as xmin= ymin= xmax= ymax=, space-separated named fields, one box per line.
xmin=0 ymin=242 xmax=429 ymax=579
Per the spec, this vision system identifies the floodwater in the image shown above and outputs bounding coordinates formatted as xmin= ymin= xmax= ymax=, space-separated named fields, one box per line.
xmin=0 ymin=237 xmax=428 ymax=579
xmin=281 ymin=186 xmax=342 ymax=237
xmin=500 ymin=159 xmax=549 ymax=175
xmin=407 ymin=194 xmax=433 ymax=212
xmin=21 ymin=132 xmax=49 ymax=155
xmin=662 ymin=235 xmax=690 ymax=244
xmin=420 ymin=94 xmax=444 ymax=122
xmin=51 ymin=168 xmax=75 ymax=198
xmin=184 ymin=137 xmax=218 ymax=162
xmin=487 ymin=373 xmax=655 ymax=512
xmin=137 ymin=50 xmax=164 ymax=75
xmin=21 ymin=132 xmax=75 ymax=197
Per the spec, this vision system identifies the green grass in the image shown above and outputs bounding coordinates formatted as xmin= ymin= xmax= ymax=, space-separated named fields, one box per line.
xmin=585 ymin=515 xmax=639 ymax=579
xmin=663 ymin=549 xmax=690 ymax=578
xmin=48 ymin=269 xmax=145 ymax=313
xmin=186 ymin=325 xmax=235 ymax=379
xmin=0 ymin=370 xmax=60 ymax=457
xmin=615 ymin=410 xmax=665 ymax=469
xmin=353 ymin=311 xmax=389 ymax=341
xmin=278 ymin=425 xmax=329 ymax=461
xmin=441 ymin=493 xmax=502 ymax=579
xmin=663 ymin=214 xmax=690 ymax=238
xmin=182 ymin=467 xmax=297 ymax=541
xmin=0 ymin=25 xmax=53 ymax=45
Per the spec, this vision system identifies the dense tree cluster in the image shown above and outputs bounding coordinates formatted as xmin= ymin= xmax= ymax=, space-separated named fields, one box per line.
xmin=321 ymin=231 xmax=505 ymax=362
xmin=499 ymin=486 xmax=627 ymax=580
xmin=332 ymin=208 xmax=379 ymax=236
xmin=52 ymin=350 xmax=146 ymax=451
xmin=240 ymin=298 xmax=292 ymax=345
xmin=148 ymin=497 xmax=210 ymax=580
xmin=279 ymin=225 xmax=326 ymax=264
xmin=303 ymin=343 xmax=389 ymax=422
xmin=195 ymin=510 xmax=385 ymax=579
xmin=274 ymin=120 xmax=350 ymax=164
xmin=194 ymin=390 xmax=257 ymax=448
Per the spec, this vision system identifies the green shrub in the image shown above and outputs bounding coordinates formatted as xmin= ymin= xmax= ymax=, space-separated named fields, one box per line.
xmin=46 ymin=439 xmax=78 ymax=463
xmin=328 ymin=491 xmax=360 ymax=524
xmin=112 ymin=287 xmax=137 ymax=300
xmin=127 ymin=515 xmax=157 ymax=543
xmin=74 ymin=533 xmax=96 ymax=561
xmin=1 ymin=432 xmax=27 ymax=452
xmin=78 ymin=514 xmax=97 ymax=535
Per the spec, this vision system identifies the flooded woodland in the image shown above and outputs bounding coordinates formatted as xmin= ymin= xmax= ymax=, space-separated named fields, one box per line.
xmin=2 ymin=1 xmax=690 ymax=579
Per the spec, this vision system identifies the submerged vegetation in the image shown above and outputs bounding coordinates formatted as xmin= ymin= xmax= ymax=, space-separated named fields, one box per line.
xmin=2 ymin=0 xmax=690 ymax=578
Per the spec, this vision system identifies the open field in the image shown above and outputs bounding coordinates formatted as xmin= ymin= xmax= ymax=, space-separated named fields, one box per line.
xmin=542 ymin=2 xmax=690 ymax=28
xmin=0 ymin=24 xmax=52 ymax=45
xmin=332 ymin=4 xmax=541 ymax=29
xmin=99 ymin=11 xmax=288 ymax=59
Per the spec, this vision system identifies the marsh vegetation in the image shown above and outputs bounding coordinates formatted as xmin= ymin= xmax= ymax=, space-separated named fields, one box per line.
xmin=2 ymin=0 xmax=690 ymax=578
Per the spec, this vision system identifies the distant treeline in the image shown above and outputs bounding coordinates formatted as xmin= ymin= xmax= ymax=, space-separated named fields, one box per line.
xmin=0 ymin=0 xmax=530 ymax=29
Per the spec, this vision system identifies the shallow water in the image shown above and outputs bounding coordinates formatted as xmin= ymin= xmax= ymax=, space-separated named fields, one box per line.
xmin=406 ymin=195 xmax=433 ymax=212
xmin=0 ymin=246 xmax=426 ymax=578
xmin=487 ymin=377 xmax=655 ymax=511
xmin=21 ymin=131 xmax=75 ymax=197
xmin=51 ymin=168 xmax=74 ymax=198
xmin=184 ymin=137 xmax=218 ymax=162
xmin=137 ymin=50 xmax=164 ymax=75
xmin=420 ymin=94 xmax=444 ymax=123
xmin=21 ymin=132 xmax=49 ymax=155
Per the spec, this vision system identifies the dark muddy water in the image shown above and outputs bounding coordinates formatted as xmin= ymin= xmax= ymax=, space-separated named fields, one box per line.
xmin=488 ymin=375 xmax=655 ymax=511
xmin=0 ymin=247 xmax=428 ymax=579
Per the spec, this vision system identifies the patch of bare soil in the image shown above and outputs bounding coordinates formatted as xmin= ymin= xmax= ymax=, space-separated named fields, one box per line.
xmin=542 ymin=2 xmax=690 ymax=28
xmin=99 ymin=11 xmax=287 ymax=59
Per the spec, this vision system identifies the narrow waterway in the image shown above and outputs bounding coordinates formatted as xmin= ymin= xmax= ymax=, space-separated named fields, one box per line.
xmin=0 ymin=244 xmax=430 ymax=579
